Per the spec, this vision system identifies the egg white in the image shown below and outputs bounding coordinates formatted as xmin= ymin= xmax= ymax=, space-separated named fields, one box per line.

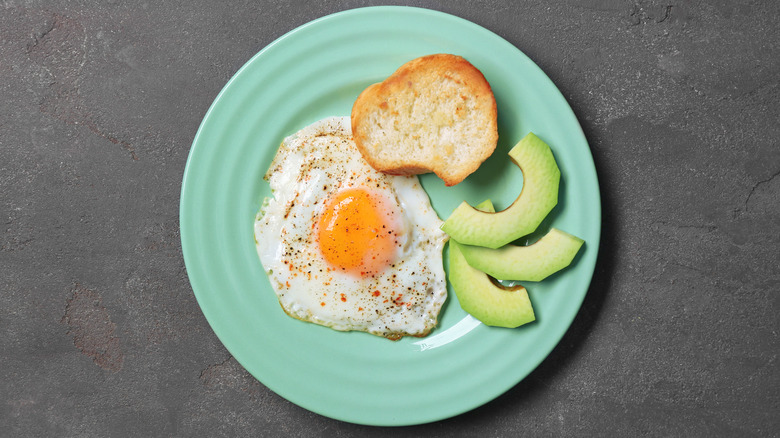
xmin=254 ymin=117 xmax=448 ymax=340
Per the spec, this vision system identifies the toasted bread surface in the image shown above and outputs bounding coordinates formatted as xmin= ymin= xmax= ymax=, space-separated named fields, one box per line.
xmin=351 ymin=54 xmax=498 ymax=186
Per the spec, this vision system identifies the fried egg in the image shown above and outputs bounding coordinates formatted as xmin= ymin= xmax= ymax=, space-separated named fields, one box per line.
xmin=254 ymin=117 xmax=448 ymax=340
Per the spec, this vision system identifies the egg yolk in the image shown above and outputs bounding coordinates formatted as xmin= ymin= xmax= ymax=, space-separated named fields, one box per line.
xmin=317 ymin=188 xmax=399 ymax=277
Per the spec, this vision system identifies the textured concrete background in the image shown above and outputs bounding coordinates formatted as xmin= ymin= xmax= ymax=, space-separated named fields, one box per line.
xmin=1 ymin=0 xmax=778 ymax=436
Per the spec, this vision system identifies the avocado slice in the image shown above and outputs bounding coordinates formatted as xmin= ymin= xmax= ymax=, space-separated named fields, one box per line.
xmin=448 ymin=240 xmax=535 ymax=328
xmin=459 ymin=228 xmax=584 ymax=282
xmin=474 ymin=198 xmax=496 ymax=213
xmin=441 ymin=132 xmax=560 ymax=249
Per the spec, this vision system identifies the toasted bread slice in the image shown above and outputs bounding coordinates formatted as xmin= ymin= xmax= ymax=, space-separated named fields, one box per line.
xmin=351 ymin=54 xmax=498 ymax=186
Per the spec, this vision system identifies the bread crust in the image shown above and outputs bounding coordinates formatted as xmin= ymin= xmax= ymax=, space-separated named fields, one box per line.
xmin=351 ymin=54 xmax=498 ymax=186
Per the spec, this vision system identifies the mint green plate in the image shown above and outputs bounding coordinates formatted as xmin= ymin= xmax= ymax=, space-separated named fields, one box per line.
xmin=181 ymin=6 xmax=600 ymax=426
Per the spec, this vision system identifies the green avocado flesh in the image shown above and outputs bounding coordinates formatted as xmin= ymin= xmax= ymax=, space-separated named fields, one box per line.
xmin=441 ymin=132 xmax=560 ymax=249
xmin=474 ymin=199 xmax=495 ymax=213
xmin=448 ymin=240 xmax=536 ymax=328
xmin=459 ymin=228 xmax=584 ymax=282
xmin=449 ymin=240 xmax=536 ymax=328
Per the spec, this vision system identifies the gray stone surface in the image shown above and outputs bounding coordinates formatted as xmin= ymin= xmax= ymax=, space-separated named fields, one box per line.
xmin=1 ymin=0 xmax=778 ymax=436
